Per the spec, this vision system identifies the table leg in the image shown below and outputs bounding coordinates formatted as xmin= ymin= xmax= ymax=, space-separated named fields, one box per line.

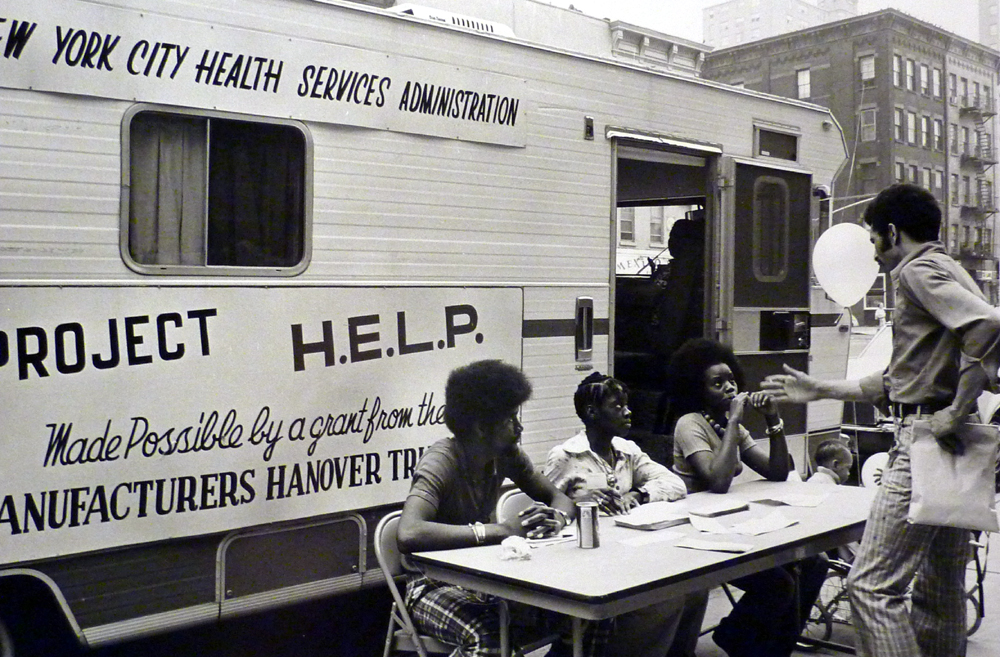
xmin=499 ymin=601 xmax=510 ymax=657
xmin=572 ymin=617 xmax=583 ymax=657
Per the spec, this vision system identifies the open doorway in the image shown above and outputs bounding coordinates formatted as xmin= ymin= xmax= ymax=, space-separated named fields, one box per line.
xmin=612 ymin=145 xmax=714 ymax=462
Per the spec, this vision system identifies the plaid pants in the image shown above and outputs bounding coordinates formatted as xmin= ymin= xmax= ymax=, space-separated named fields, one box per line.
xmin=405 ymin=575 xmax=610 ymax=657
xmin=846 ymin=419 xmax=971 ymax=657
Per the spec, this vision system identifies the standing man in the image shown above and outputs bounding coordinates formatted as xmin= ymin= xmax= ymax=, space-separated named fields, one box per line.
xmin=763 ymin=183 xmax=1000 ymax=657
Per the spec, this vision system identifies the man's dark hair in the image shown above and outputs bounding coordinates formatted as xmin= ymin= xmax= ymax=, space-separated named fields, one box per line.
xmin=862 ymin=183 xmax=940 ymax=242
xmin=814 ymin=439 xmax=852 ymax=468
xmin=444 ymin=360 xmax=532 ymax=438
xmin=574 ymin=372 xmax=628 ymax=423
xmin=666 ymin=338 xmax=746 ymax=418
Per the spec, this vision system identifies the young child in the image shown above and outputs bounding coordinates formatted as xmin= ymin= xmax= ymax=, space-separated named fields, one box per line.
xmin=807 ymin=438 xmax=854 ymax=486
xmin=807 ymin=438 xmax=857 ymax=563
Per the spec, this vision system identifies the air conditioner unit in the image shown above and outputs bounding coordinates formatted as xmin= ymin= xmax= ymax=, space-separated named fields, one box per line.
xmin=949 ymin=95 xmax=959 ymax=106
xmin=390 ymin=4 xmax=515 ymax=37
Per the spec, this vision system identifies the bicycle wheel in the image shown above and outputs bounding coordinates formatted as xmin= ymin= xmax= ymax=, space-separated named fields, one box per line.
xmin=797 ymin=599 xmax=833 ymax=651
xmin=820 ymin=568 xmax=852 ymax=627
xmin=967 ymin=589 xmax=983 ymax=636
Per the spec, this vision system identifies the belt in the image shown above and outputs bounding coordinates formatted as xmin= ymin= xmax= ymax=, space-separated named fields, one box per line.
xmin=890 ymin=401 xmax=949 ymax=417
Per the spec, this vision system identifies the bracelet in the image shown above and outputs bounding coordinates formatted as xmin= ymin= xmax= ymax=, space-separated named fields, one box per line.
xmin=553 ymin=508 xmax=572 ymax=526
xmin=471 ymin=521 xmax=486 ymax=544
xmin=765 ymin=419 xmax=784 ymax=436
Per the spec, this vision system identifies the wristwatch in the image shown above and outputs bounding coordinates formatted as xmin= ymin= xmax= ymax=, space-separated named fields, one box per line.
xmin=637 ymin=488 xmax=650 ymax=504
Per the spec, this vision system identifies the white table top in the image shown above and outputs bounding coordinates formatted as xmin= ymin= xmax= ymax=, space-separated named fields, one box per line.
xmin=411 ymin=480 xmax=875 ymax=620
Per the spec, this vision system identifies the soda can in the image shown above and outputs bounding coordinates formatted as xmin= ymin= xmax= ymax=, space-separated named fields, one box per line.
xmin=577 ymin=501 xmax=600 ymax=548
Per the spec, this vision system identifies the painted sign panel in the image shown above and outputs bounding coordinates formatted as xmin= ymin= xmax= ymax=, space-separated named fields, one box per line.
xmin=0 ymin=286 xmax=522 ymax=564
xmin=0 ymin=0 xmax=527 ymax=146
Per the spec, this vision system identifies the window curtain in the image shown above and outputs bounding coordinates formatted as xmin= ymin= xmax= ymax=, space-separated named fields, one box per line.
xmin=206 ymin=121 xmax=305 ymax=267
xmin=129 ymin=114 xmax=207 ymax=265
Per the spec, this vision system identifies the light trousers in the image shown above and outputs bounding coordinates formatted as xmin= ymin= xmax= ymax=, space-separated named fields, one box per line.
xmin=846 ymin=419 xmax=971 ymax=657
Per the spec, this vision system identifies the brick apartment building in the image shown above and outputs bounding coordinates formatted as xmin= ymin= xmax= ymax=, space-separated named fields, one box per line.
xmin=703 ymin=9 xmax=1000 ymax=304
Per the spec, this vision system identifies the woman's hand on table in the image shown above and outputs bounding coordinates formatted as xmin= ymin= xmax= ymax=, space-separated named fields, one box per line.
xmin=583 ymin=488 xmax=628 ymax=515
xmin=514 ymin=502 xmax=569 ymax=539
xmin=619 ymin=491 xmax=643 ymax=512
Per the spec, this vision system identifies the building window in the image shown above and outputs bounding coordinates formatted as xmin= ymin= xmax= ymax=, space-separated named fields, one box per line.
xmin=893 ymin=54 xmax=903 ymax=87
xmin=961 ymin=77 xmax=969 ymax=102
xmin=950 ymin=123 xmax=959 ymax=153
xmin=921 ymin=167 xmax=931 ymax=190
xmin=753 ymin=177 xmax=789 ymax=282
xmin=981 ymin=178 xmax=994 ymax=209
xmin=797 ymin=68 xmax=811 ymax=99
xmin=896 ymin=161 xmax=906 ymax=183
xmin=920 ymin=116 xmax=930 ymax=148
xmin=932 ymin=68 xmax=942 ymax=98
xmin=649 ymin=207 xmax=665 ymax=245
xmin=618 ymin=207 xmax=635 ymax=243
xmin=124 ymin=109 xmax=309 ymax=274
xmin=949 ymin=72 xmax=958 ymax=100
xmin=974 ymin=81 xmax=981 ymax=105
xmin=894 ymin=108 xmax=905 ymax=141
xmin=963 ymin=175 xmax=971 ymax=204
xmin=933 ymin=119 xmax=943 ymax=151
xmin=951 ymin=173 xmax=960 ymax=205
xmin=859 ymin=55 xmax=875 ymax=87
xmin=906 ymin=111 xmax=917 ymax=144
xmin=962 ymin=126 xmax=971 ymax=156
xmin=933 ymin=169 xmax=944 ymax=193
xmin=906 ymin=59 xmax=915 ymax=91
xmin=909 ymin=165 xmax=919 ymax=183
xmin=859 ymin=109 xmax=876 ymax=141
xmin=919 ymin=64 xmax=929 ymax=95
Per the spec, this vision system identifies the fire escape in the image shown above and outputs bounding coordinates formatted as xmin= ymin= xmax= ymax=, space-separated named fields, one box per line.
xmin=957 ymin=94 xmax=997 ymax=265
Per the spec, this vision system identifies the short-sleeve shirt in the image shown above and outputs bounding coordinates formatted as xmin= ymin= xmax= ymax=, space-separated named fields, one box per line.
xmin=407 ymin=438 xmax=537 ymax=525
xmin=876 ymin=241 xmax=1000 ymax=404
xmin=671 ymin=412 xmax=757 ymax=493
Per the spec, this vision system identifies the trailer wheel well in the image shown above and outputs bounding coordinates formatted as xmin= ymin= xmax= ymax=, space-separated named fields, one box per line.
xmin=0 ymin=575 xmax=82 ymax=657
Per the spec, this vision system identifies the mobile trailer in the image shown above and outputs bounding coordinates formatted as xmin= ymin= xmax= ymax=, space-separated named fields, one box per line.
xmin=0 ymin=0 xmax=847 ymax=652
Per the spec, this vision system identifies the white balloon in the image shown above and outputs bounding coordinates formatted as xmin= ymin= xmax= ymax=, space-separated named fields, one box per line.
xmin=812 ymin=223 xmax=880 ymax=307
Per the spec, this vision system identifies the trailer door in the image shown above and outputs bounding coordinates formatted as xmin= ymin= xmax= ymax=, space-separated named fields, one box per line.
xmin=718 ymin=157 xmax=812 ymax=440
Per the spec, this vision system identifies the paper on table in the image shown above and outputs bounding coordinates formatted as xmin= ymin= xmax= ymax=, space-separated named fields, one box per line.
xmin=688 ymin=514 xmax=730 ymax=534
xmin=620 ymin=530 xmax=685 ymax=547
xmin=752 ymin=491 xmax=830 ymax=507
xmin=527 ymin=528 xmax=575 ymax=547
xmin=675 ymin=538 xmax=754 ymax=553
xmin=687 ymin=498 xmax=750 ymax=517
xmin=731 ymin=509 xmax=798 ymax=536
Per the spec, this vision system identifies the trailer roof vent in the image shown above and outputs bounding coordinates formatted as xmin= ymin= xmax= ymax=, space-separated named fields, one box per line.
xmin=390 ymin=4 xmax=515 ymax=38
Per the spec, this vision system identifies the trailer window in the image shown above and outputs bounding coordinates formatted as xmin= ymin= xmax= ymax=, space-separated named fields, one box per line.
xmin=752 ymin=176 xmax=789 ymax=282
xmin=125 ymin=110 xmax=308 ymax=274
xmin=756 ymin=128 xmax=797 ymax=161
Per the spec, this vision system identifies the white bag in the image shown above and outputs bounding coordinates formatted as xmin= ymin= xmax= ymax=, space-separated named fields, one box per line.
xmin=908 ymin=420 xmax=1000 ymax=532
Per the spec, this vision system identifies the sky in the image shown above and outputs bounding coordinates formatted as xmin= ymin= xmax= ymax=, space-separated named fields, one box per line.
xmin=542 ymin=1 xmax=979 ymax=44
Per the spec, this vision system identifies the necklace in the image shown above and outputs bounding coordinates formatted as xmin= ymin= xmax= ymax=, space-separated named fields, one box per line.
xmin=701 ymin=411 xmax=727 ymax=438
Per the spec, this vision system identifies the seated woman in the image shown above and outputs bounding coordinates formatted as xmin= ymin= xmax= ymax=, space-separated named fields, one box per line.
xmin=666 ymin=339 xmax=827 ymax=657
xmin=396 ymin=359 xmax=605 ymax=657
xmin=544 ymin=372 xmax=707 ymax=657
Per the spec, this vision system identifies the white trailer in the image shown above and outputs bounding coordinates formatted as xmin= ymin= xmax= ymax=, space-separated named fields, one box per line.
xmin=0 ymin=0 xmax=847 ymax=652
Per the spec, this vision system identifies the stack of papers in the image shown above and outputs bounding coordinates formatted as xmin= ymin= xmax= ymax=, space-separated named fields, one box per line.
xmin=614 ymin=501 xmax=689 ymax=530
